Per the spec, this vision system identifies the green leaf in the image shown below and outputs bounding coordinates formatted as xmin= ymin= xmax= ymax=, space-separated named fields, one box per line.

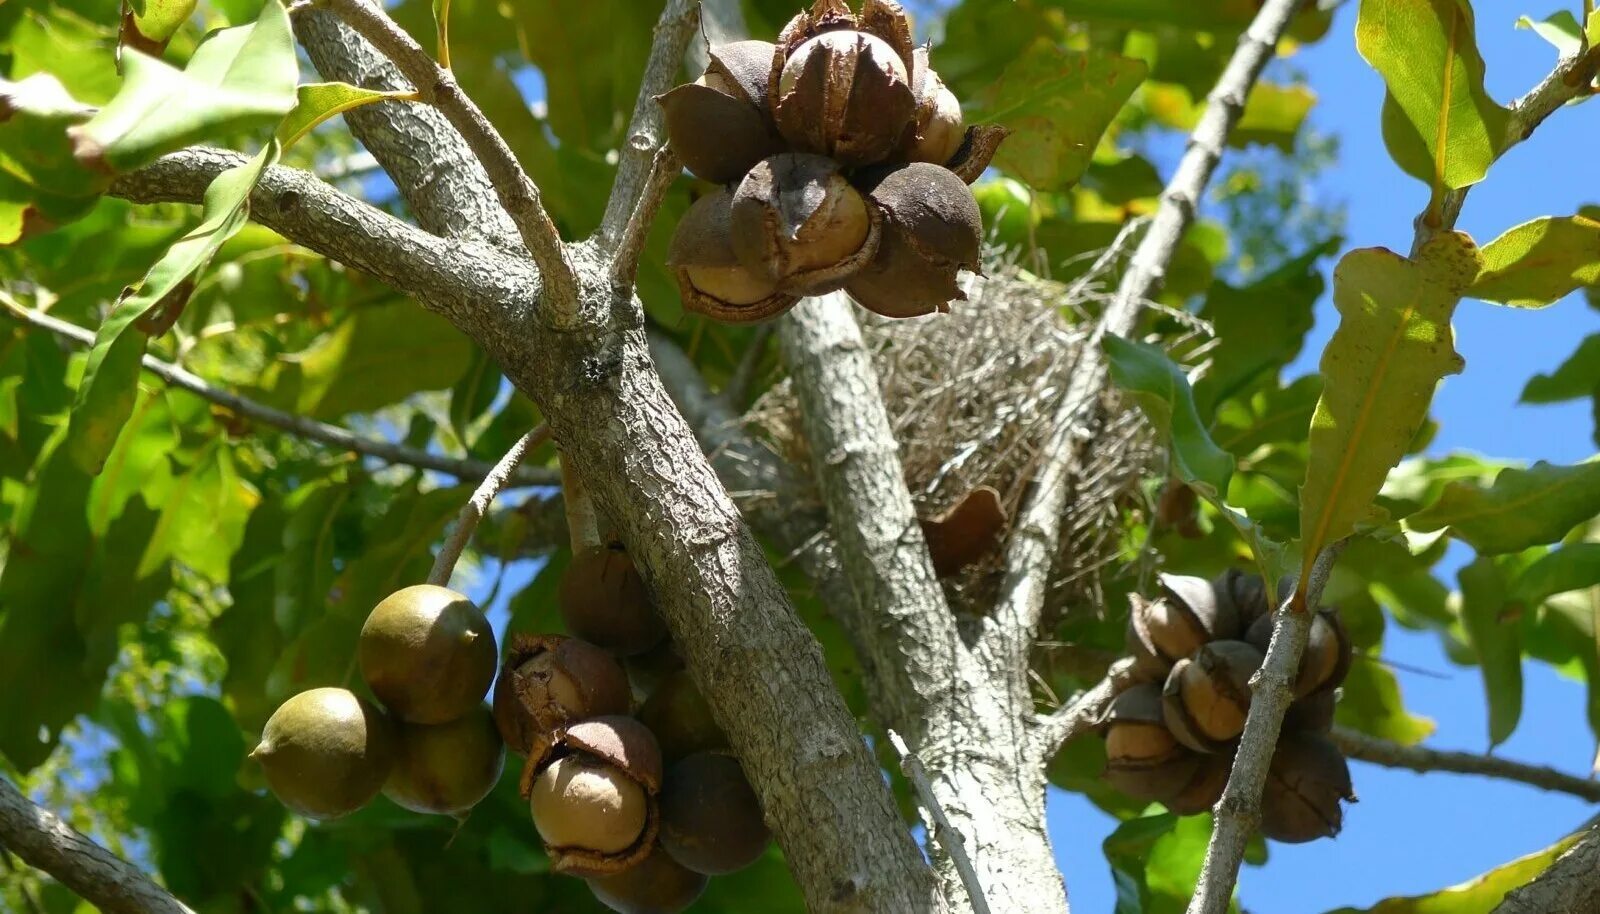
xmin=1230 ymin=82 xmax=1318 ymax=152
xmin=1045 ymin=0 xmax=1334 ymax=43
xmin=1458 ymin=557 xmax=1524 ymax=747
xmin=1334 ymin=658 xmax=1435 ymax=745
xmin=1377 ymin=453 xmax=1512 ymax=520
xmin=1298 ymin=233 xmax=1480 ymax=579
xmin=1511 ymin=543 xmax=1600 ymax=607
xmin=277 ymin=82 xmax=419 ymax=150
xmin=1522 ymin=333 xmax=1600 ymax=404
xmin=1355 ymin=0 xmax=1509 ymax=195
xmin=1104 ymin=334 xmax=1234 ymax=498
xmin=282 ymin=301 xmax=474 ymax=420
xmin=71 ymin=0 xmax=296 ymax=173
xmin=1471 ymin=214 xmax=1600 ymax=308
xmin=66 ymin=141 xmax=277 ymax=473
xmin=0 ymin=74 xmax=108 ymax=242
xmin=1516 ymin=10 xmax=1586 ymax=58
xmin=1321 ymin=829 xmax=1580 ymax=913
xmin=973 ymin=40 xmax=1148 ymax=191
xmin=1410 ymin=460 xmax=1600 ymax=553
xmin=1104 ymin=813 xmax=1178 ymax=914
xmin=125 ymin=0 xmax=199 ymax=51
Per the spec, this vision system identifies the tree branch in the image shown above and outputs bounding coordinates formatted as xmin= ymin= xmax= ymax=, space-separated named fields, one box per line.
xmin=596 ymin=0 xmax=699 ymax=251
xmin=320 ymin=0 xmax=578 ymax=316
xmin=1030 ymin=658 xmax=1140 ymax=762
xmin=980 ymin=0 xmax=1307 ymax=694
xmin=0 ymin=777 xmax=194 ymax=914
xmin=1332 ymin=725 xmax=1600 ymax=803
xmin=887 ymin=730 xmax=992 ymax=914
xmin=609 ymin=145 xmax=682 ymax=289
xmin=1187 ymin=545 xmax=1342 ymax=914
xmin=4 ymin=304 xmax=558 ymax=487
xmin=1492 ymin=822 xmax=1600 ymax=914
xmin=428 ymin=424 xmax=553 ymax=586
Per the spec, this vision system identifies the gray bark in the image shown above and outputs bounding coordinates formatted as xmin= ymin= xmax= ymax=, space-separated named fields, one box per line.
xmin=1493 ymin=825 xmax=1600 ymax=914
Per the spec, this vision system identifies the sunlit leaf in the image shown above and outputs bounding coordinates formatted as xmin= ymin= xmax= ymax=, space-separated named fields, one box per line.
xmin=1105 ymin=334 xmax=1233 ymax=498
xmin=122 ymin=0 xmax=198 ymax=55
xmin=1471 ymin=214 xmax=1600 ymax=308
xmin=1516 ymin=10 xmax=1585 ymax=59
xmin=1457 ymin=556 xmax=1524 ymax=747
xmin=1410 ymin=459 xmax=1600 ymax=554
xmin=1335 ymin=658 xmax=1435 ymax=746
xmin=277 ymin=82 xmax=420 ymax=150
xmin=1298 ymin=233 xmax=1480 ymax=580
xmin=1511 ymin=543 xmax=1600 ymax=608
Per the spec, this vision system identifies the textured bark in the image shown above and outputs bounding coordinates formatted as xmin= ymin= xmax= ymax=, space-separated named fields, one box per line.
xmin=1493 ymin=825 xmax=1600 ymax=914
xmin=779 ymin=295 xmax=1067 ymax=914
xmin=0 ymin=778 xmax=194 ymax=914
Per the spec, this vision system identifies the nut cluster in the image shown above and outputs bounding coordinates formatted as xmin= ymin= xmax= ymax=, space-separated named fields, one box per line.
xmin=495 ymin=543 xmax=771 ymax=914
xmin=252 ymin=585 xmax=506 ymax=822
xmin=660 ymin=0 xmax=1007 ymax=323
xmin=1101 ymin=571 xmax=1357 ymax=843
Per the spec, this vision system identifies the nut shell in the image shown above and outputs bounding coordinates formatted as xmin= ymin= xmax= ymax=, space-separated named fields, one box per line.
xmin=1245 ymin=608 xmax=1352 ymax=699
xmin=944 ymin=125 xmax=1009 ymax=184
xmin=384 ymin=703 xmax=505 ymax=817
xmin=523 ymin=715 xmax=664 ymax=877
xmin=658 ymin=82 xmax=783 ymax=184
xmin=493 ymin=633 xmax=631 ymax=757
xmin=586 ymin=845 xmax=709 ymax=914
xmin=706 ymin=40 xmax=779 ymax=107
xmin=1166 ymin=751 xmax=1234 ymax=816
xmin=560 ymin=544 xmax=669 ymax=657
xmin=638 ymin=669 xmax=729 ymax=762
xmin=770 ymin=9 xmax=916 ymax=167
xmin=1102 ymin=683 xmax=1202 ymax=802
xmin=1261 ymin=731 xmax=1355 ymax=843
xmin=359 ymin=584 xmax=497 ymax=724
xmin=252 ymin=687 xmax=396 ymax=820
xmin=668 ymin=188 xmax=798 ymax=324
xmin=1161 ymin=640 xmax=1263 ymax=753
xmin=900 ymin=48 xmax=965 ymax=165
xmin=730 ymin=153 xmax=881 ymax=296
xmin=846 ymin=162 xmax=981 ymax=318
xmin=659 ymin=752 xmax=771 ymax=875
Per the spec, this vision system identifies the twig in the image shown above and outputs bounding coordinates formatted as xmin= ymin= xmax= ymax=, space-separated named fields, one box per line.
xmin=1187 ymin=545 xmax=1342 ymax=914
xmin=721 ymin=322 xmax=776 ymax=409
xmin=1332 ymin=725 xmax=1600 ymax=802
xmin=1030 ymin=658 xmax=1139 ymax=762
xmin=320 ymin=0 xmax=577 ymax=319
xmin=597 ymin=0 xmax=700 ymax=251
xmin=0 ymin=777 xmax=195 ymax=914
xmin=427 ymin=424 xmax=552 ymax=586
xmin=982 ymin=0 xmax=1306 ymax=689
xmin=887 ymin=730 xmax=992 ymax=914
xmin=1492 ymin=821 xmax=1600 ymax=913
xmin=559 ymin=451 xmax=603 ymax=552
xmin=3 ymin=304 xmax=558 ymax=487
xmin=609 ymin=145 xmax=682 ymax=288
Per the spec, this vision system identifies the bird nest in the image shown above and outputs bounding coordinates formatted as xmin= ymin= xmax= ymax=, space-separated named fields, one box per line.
xmin=746 ymin=263 xmax=1160 ymax=623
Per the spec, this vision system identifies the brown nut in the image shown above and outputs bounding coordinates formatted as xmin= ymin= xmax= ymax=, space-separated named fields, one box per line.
xmin=1165 ymin=750 xmax=1234 ymax=817
xmin=1261 ymin=730 xmax=1355 ymax=843
xmin=1161 ymin=640 xmax=1263 ymax=753
xmin=493 ymin=633 xmax=632 ymax=757
xmin=899 ymin=48 xmax=965 ymax=165
xmin=251 ymin=688 xmax=396 ymax=821
xmin=944 ymin=124 xmax=1009 ymax=184
xmin=1245 ymin=608 xmax=1352 ymax=699
xmin=659 ymin=752 xmax=771 ymax=875
xmin=1126 ymin=573 xmax=1243 ymax=674
xmin=1101 ymin=683 xmax=1202 ymax=802
xmin=668 ymin=187 xmax=799 ymax=324
xmin=657 ymin=41 xmax=784 ymax=184
xmin=523 ymin=715 xmax=664 ymax=877
xmin=638 ymin=669 xmax=729 ymax=763
xmin=384 ymin=703 xmax=505 ymax=817
xmin=845 ymin=161 xmax=981 ymax=318
xmin=730 ymin=153 xmax=881 ymax=296
xmin=359 ymin=584 xmax=497 ymax=724
xmin=1284 ymin=687 xmax=1338 ymax=733
xmin=1213 ymin=568 xmax=1273 ymax=631
xmin=769 ymin=0 xmax=917 ymax=166
xmin=586 ymin=845 xmax=709 ymax=914
xmin=560 ymin=544 xmax=669 ymax=658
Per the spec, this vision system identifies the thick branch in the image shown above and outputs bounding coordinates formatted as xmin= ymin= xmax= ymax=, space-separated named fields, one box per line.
xmin=981 ymin=0 xmax=1306 ymax=691
xmin=428 ymin=424 xmax=553 ymax=586
xmin=1493 ymin=823 xmax=1600 ymax=914
xmin=0 ymin=777 xmax=194 ymax=914
xmin=6 ymin=305 xmax=557 ymax=487
xmin=597 ymin=0 xmax=699 ymax=250
xmin=321 ymin=0 xmax=577 ymax=315
xmin=1187 ymin=546 xmax=1341 ymax=914
xmin=1332 ymin=726 xmax=1600 ymax=803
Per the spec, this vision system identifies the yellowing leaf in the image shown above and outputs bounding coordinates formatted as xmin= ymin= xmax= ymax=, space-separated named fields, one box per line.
xmin=1472 ymin=214 xmax=1600 ymax=308
xmin=1410 ymin=459 xmax=1600 ymax=554
xmin=276 ymin=82 xmax=419 ymax=149
xmin=1356 ymin=0 xmax=1509 ymax=195
xmin=1298 ymin=232 xmax=1481 ymax=582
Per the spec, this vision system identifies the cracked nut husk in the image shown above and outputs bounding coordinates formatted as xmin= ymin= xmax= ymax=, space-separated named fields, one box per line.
xmin=493 ymin=633 xmax=631 ymax=757
xmin=1161 ymin=639 xmax=1264 ymax=753
xmin=586 ymin=844 xmax=709 ymax=914
xmin=560 ymin=544 xmax=669 ymax=657
xmin=252 ymin=687 xmax=396 ymax=821
xmin=1245 ymin=607 xmax=1352 ymax=699
xmin=1101 ymin=683 xmax=1202 ymax=802
xmin=899 ymin=48 xmax=965 ymax=165
xmin=769 ymin=0 xmax=917 ymax=167
xmin=1284 ymin=687 xmax=1338 ymax=733
xmin=659 ymin=751 xmax=771 ymax=875
xmin=658 ymin=41 xmax=784 ymax=184
xmin=523 ymin=715 xmax=664 ymax=877
xmin=1261 ymin=730 xmax=1355 ymax=843
xmin=359 ymin=584 xmax=497 ymax=724
xmin=730 ymin=153 xmax=881 ymax=296
xmin=383 ymin=703 xmax=505 ymax=817
xmin=638 ymin=669 xmax=729 ymax=763
xmin=1165 ymin=750 xmax=1234 ymax=817
xmin=668 ymin=187 xmax=799 ymax=323
xmin=1126 ymin=572 xmax=1243 ymax=677
xmin=845 ymin=161 xmax=981 ymax=318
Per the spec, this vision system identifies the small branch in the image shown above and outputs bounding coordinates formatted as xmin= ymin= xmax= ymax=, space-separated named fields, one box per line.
xmin=1492 ymin=822 xmax=1600 ymax=914
xmin=597 ymin=0 xmax=700 ymax=250
xmin=1029 ymin=658 xmax=1140 ymax=763
xmin=0 ymin=777 xmax=195 ymax=914
xmin=1187 ymin=545 xmax=1342 ymax=914
xmin=887 ymin=730 xmax=992 ymax=914
xmin=559 ymin=451 xmax=603 ymax=552
xmin=982 ymin=0 xmax=1306 ymax=693
xmin=1332 ymin=725 xmax=1600 ymax=802
xmin=4 ymin=304 xmax=558 ymax=487
xmin=608 ymin=145 xmax=682 ymax=289
xmin=721 ymin=322 xmax=776 ymax=409
xmin=321 ymin=0 xmax=577 ymax=317
xmin=428 ymin=424 xmax=552 ymax=586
